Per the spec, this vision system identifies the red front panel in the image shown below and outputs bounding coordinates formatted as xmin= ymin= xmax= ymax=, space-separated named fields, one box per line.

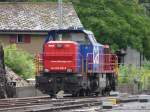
xmin=43 ymin=41 xmax=78 ymax=73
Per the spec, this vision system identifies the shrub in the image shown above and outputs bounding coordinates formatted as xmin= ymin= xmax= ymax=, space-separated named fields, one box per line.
xmin=4 ymin=44 xmax=35 ymax=79
xmin=118 ymin=63 xmax=150 ymax=90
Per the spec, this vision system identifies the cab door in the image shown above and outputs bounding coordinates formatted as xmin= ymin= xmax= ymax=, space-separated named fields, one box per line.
xmin=79 ymin=44 xmax=93 ymax=73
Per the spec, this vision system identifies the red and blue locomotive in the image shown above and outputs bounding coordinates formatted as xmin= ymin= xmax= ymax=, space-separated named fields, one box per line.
xmin=35 ymin=29 xmax=118 ymax=96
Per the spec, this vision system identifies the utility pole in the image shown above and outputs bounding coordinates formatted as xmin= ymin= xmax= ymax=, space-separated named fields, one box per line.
xmin=58 ymin=0 xmax=63 ymax=29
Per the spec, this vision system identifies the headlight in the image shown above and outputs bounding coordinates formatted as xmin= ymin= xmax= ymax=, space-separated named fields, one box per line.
xmin=67 ymin=68 xmax=72 ymax=73
xmin=44 ymin=69 xmax=49 ymax=72
xmin=56 ymin=43 xmax=63 ymax=48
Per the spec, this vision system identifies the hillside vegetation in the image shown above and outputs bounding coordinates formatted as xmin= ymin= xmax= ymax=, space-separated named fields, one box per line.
xmin=119 ymin=61 xmax=150 ymax=90
xmin=72 ymin=0 xmax=150 ymax=59
xmin=4 ymin=45 xmax=35 ymax=79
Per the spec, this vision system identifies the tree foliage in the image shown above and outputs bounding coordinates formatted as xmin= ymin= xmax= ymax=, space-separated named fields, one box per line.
xmin=118 ymin=64 xmax=150 ymax=90
xmin=4 ymin=45 xmax=35 ymax=79
xmin=1 ymin=0 xmax=150 ymax=59
xmin=71 ymin=0 xmax=150 ymax=59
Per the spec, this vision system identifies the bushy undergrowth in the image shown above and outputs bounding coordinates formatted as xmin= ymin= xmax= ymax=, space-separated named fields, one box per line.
xmin=118 ymin=62 xmax=150 ymax=90
xmin=4 ymin=44 xmax=35 ymax=79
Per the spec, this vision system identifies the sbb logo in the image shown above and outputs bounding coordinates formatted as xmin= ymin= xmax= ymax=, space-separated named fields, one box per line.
xmin=93 ymin=46 xmax=99 ymax=64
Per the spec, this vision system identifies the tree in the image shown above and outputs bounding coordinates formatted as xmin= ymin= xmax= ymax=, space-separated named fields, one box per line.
xmin=4 ymin=45 xmax=35 ymax=79
xmin=72 ymin=0 xmax=150 ymax=59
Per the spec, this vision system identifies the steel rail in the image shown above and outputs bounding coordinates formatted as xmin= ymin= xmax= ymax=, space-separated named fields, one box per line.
xmin=0 ymin=96 xmax=101 ymax=112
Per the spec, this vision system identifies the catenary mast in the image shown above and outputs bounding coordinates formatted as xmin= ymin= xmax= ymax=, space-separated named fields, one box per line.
xmin=58 ymin=0 xmax=63 ymax=29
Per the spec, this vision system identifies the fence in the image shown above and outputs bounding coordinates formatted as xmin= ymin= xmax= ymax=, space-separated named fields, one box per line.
xmin=16 ymin=86 xmax=46 ymax=98
xmin=117 ymin=84 xmax=140 ymax=94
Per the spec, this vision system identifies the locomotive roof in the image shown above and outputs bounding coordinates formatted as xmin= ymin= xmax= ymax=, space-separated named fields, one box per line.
xmin=47 ymin=41 xmax=78 ymax=44
xmin=48 ymin=29 xmax=93 ymax=35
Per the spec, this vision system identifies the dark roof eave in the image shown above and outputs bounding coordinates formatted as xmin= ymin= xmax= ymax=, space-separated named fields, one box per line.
xmin=0 ymin=30 xmax=50 ymax=35
xmin=0 ymin=30 xmax=50 ymax=32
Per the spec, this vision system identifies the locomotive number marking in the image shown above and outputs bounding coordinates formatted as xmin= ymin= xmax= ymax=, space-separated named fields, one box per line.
xmin=51 ymin=67 xmax=66 ymax=70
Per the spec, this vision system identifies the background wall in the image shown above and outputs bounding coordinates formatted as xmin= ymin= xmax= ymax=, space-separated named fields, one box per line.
xmin=0 ymin=34 xmax=46 ymax=54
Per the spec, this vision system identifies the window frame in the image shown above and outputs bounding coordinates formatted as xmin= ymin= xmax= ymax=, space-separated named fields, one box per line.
xmin=17 ymin=34 xmax=25 ymax=43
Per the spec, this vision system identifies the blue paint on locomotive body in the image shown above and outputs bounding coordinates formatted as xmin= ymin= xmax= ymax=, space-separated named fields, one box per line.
xmin=78 ymin=44 xmax=92 ymax=72
xmin=46 ymin=29 xmax=104 ymax=74
xmin=78 ymin=44 xmax=104 ymax=73
xmin=92 ymin=44 xmax=104 ymax=73
xmin=77 ymin=30 xmax=104 ymax=73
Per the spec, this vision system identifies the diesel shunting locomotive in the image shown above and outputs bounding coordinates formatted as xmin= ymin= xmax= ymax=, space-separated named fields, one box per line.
xmin=35 ymin=29 xmax=118 ymax=97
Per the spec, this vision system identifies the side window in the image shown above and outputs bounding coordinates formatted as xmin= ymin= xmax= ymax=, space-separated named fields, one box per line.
xmin=17 ymin=35 xmax=24 ymax=43
xmin=62 ymin=33 xmax=70 ymax=40
xmin=71 ymin=33 xmax=90 ymax=44
xmin=56 ymin=33 xmax=70 ymax=41
xmin=89 ymin=34 xmax=97 ymax=44
xmin=9 ymin=35 xmax=31 ymax=44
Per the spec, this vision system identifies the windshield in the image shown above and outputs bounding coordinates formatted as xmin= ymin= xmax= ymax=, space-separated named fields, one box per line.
xmin=55 ymin=32 xmax=91 ymax=44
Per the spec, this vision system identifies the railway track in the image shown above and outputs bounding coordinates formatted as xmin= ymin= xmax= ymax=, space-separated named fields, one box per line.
xmin=0 ymin=96 xmax=101 ymax=112
xmin=0 ymin=94 xmax=149 ymax=112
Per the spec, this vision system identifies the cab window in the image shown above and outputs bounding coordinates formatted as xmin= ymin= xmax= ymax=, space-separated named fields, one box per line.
xmin=55 ymin=32 xmax=91 ymax=44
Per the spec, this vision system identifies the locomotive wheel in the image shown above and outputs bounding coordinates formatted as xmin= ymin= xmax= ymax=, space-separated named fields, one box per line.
xmin=86 ymin=89 xmax=91 ymax=96
xmin=73 ymin=89 xmax=86 ymax=97
xmin=49 ymin=94 xmax=55 ymax=98
xmin=102 ymin=89 xmax=107 ymax=96
xmin=79 ymin=89 xmax=86 ymax=96
xmin=0 ymin=85 xmax=7 ymax=98
xmin=95 ymin=92 xmax=100 ymax=96
xmin=72 ymin=92 xmax=80 ymax=97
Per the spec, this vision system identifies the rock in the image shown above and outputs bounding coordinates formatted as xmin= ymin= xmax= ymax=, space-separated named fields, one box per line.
xmin=56 ymin=90 xmax=64 ymax=99
xmin=5 ymin=67 xmax=29 ymax=87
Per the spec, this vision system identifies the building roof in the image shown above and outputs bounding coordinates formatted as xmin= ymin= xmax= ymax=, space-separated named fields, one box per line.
xmin=0 ymin=2 xmax=83 ymax=32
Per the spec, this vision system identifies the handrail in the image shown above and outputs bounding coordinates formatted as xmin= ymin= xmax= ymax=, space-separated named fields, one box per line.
xmin=35 ymin=52 xmax=118 ymax=75
xmin=86 ymin=53 xmax=118 ymax=74
xmin=35 ymin=52 xmax=84 ymax=74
